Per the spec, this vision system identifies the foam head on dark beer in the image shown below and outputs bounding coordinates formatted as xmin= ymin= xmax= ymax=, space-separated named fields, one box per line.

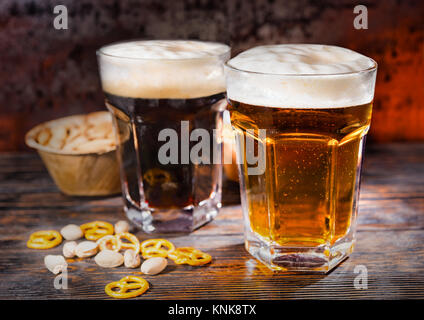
xmin=225 ymin=44 xmax=377 ymax=108
xmin=98 ymin=40 xmax=230 ymax=99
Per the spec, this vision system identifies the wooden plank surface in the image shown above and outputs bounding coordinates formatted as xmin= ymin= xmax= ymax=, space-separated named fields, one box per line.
xmin=0 ymin=143 xmax=423 ymax=299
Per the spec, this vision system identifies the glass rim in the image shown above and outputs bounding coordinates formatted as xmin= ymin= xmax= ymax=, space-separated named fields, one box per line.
xmin=224 ymin=57 xmax=378 ymax=78
xmin=96 ymin=39 xmax=231 ymax=62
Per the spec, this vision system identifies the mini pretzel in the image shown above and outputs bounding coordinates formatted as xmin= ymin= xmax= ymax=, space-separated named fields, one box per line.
xmin=97 ymin=235 xmax=121 ymax=252
xmin=105 ymin=276 xmax=149 ymax=299
xmin=168 ymin=247 xmax=212 ymax=266
xmin=140 ymin=239 xmax=175 ymax=259
xmin=80 ymin=221 xmax=114 ymax=241
xmin=27 ymin=230 xmax=62 ymax=249
xmin=117 ymin=232 xmax=140 ymax=253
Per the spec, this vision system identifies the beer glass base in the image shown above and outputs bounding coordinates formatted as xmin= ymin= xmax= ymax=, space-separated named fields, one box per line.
xmin=245 ymin=235 xmax=355 ymax=273
xmin=124 ymin=196 xmax=221 ymax=233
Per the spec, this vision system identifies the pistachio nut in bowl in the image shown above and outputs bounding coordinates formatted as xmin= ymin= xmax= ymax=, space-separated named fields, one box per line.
xmin=25 ymin=111 xmax=121 ymax=196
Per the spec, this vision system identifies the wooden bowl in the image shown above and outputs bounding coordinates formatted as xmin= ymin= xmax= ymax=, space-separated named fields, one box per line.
xmin=25 ymin=112 xmax=121 ymax=196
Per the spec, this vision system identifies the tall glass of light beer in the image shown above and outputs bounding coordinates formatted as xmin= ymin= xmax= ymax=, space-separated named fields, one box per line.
xmin=225 ymin=44 xmax=377 ymax=272
xmin=97 ymin=40 xmax=230 ymax=233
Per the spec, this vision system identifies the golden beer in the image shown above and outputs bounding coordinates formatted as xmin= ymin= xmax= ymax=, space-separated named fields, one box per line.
xmin=229 ymin=102 xmax=372 ymax=246
xmin=225 ymin=44 xmax=377 ymax=272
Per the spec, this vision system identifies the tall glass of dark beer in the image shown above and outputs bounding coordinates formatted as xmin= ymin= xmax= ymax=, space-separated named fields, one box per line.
xmin=225 ymin=44 xmax=377 ymax=272
xmin=97 ymin=40 xmax=230 ymax=233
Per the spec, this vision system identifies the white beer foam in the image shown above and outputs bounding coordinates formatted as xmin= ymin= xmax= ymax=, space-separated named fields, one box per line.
xmin=98 ymin=40 xmax=230 ymax=99
xmin=225 ymin=44 xmax=377 ymax=108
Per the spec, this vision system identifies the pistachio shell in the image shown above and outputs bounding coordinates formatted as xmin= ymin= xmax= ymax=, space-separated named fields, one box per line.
xmin=75 ymin=241 xmax=98 ymax=258
xmin=60 ymin=224 xmax=83 ymax=241
xmin=114 ymin=220 xmax=130 ymax=234
xmin=44 ymin=255 xmax=67 ymax=274
xmin=63 ymin=241 xmax=77 ymax=258
xmin=124 ymin=249 xmax=141 ymax=268
xmin=140 ymin=257 xmax=167 ymax=275
xmin=94 ymin=250 xmax=124 ymax=268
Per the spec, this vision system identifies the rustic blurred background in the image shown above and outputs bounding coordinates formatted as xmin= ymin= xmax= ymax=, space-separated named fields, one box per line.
xmin=0 ymin=0 xmax=423 ymax=151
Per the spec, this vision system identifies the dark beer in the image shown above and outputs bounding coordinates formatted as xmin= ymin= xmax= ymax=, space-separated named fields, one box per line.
xmin=98 ymin=40 xmax=230 ymax=232
xmin=106 ymin=92 xmax=225 ymax=209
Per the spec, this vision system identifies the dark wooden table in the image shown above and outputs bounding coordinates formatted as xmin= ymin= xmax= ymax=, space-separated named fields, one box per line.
xmin=0 ymin=143 xmax=423 ymax=299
